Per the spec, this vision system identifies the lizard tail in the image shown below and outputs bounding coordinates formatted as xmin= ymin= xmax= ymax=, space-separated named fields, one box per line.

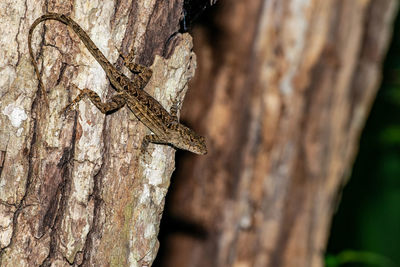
xmin=28 ymin=13 xmax=114 ymax=104
xmin=28 ymin=14 xmax=53 ymax=105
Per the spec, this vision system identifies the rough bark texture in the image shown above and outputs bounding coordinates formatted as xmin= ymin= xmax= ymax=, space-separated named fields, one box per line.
xmin=0 ymin=0 xmax=194 ymax=266
xmin=160 ymin=0 xmax=399 ymax=267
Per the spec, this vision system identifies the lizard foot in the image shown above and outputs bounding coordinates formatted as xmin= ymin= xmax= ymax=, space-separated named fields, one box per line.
xmin=59 ymin=84 xmax=86 ymax=115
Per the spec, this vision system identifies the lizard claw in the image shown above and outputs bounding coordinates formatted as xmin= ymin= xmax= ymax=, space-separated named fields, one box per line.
xmin=70 ymin=83 xmax=82 ymax=93
xmin=59 ymin=83 xmax=81 ymax=116
xmin=115 ymin=46 xmax=127 ymax=59
xmin=116 ymin=45 xmax=137 ymax=64
xmin=59 ymin=102 xmax=75 ymax=116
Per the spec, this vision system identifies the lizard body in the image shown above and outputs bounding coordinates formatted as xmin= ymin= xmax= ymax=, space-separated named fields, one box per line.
xmin=28 ymin=13 xmax=207 ymax=155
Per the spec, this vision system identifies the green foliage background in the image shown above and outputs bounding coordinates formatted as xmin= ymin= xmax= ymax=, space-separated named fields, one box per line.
xmin=326 ymin=9 xmax=400 ymax=267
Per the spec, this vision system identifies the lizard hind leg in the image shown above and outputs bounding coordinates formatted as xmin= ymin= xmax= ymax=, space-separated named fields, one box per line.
xmin=61 ymin=84 xmax=126 ymax=114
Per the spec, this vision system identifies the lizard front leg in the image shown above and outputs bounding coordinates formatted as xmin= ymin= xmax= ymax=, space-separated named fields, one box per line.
xmin=117 ymin=47 xmax=153 ymax=84
xmin=62 ymin=84 xmax=126 ymax=114
xmin=141 ymin=134 xmax=170 ymax=153
xmin=169 ymin=101 xmax=180 ymax=121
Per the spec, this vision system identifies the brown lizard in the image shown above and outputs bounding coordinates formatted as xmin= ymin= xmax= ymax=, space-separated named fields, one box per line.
xmin=28 ymin=13 xmax=207 ymax=155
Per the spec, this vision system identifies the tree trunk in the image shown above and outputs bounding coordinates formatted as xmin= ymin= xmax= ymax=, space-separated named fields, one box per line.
xmin=160 ymin=0 xmax=398 ymax=267
xmin=0 ymin=1 xmax=194 ymax=266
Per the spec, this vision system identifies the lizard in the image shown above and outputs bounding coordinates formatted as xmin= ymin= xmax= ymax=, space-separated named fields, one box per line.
xmin=28 ymin=13 xmax=207 ymax=155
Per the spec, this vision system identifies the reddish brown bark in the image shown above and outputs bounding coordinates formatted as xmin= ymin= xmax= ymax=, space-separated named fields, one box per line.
xmin=160 ymin=0 xmax=398 ymax=267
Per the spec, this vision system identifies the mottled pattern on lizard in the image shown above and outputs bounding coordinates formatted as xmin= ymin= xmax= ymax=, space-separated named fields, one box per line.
xmin=28 ymin=13 xmax=207 ymax=155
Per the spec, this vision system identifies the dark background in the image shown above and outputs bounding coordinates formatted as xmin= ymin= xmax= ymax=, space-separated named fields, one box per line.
xmin=155 ymin=2 xmax=400 ymax=266
xmin=326 ymin=9 xmax=400 ymax=267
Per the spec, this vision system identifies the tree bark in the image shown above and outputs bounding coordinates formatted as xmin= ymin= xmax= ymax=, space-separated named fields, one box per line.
xmin=0 ymin=0 xmax=194 ymax=266
xmin=160 ymin=0 xmax=399 ymax=267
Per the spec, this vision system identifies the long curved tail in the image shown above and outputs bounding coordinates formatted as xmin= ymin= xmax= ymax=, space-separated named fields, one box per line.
xmin=28 ymin=13 xmax=114 ymax=102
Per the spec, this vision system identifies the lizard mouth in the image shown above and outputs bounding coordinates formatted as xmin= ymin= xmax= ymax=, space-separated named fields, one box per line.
xmin=197 ymin=147 xmax=207 ymax=155
xmin=193 ymin=140 xmax=207 ymax=155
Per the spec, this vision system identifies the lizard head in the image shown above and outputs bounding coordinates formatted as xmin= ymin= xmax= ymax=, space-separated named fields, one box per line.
xmin=172 ymin=124 xmax=207 ymax=155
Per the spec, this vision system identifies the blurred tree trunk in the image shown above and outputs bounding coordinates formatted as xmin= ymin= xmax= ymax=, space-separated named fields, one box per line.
xmin=160 ymin=0 xmax=399 ymax=267
xmin=0 ymin=0 xmax=195 ymax=266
